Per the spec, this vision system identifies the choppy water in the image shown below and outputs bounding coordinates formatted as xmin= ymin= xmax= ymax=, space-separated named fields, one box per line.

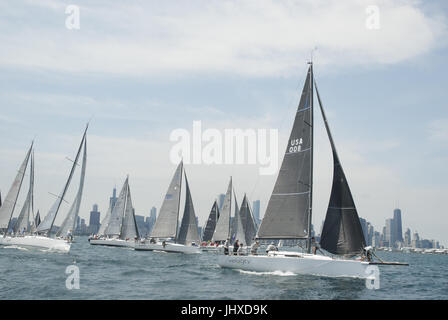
xmin=0 ymin=237 xmax=447 ymax=300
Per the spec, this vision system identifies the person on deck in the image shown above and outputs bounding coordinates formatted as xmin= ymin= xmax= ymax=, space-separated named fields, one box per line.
xmin=250 ymin=241 xmax=260 ymax=255
xmin=233 ymin=240 xmax=240 ymax=255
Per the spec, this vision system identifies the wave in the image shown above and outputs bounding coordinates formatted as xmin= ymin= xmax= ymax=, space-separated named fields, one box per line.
xmin=4 ymin=245 xmax=29 ymax=251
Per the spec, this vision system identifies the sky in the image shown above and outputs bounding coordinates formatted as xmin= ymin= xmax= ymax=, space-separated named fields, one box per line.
xmin=0 ymin=0 xmax=447 ymax=245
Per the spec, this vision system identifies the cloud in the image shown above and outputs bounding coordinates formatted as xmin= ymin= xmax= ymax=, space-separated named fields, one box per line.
xmin=0 ymin=0 xmax=446 ymax=76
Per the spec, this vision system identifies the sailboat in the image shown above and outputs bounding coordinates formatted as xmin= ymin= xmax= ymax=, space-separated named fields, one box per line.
xmin=200 ymin=200 xmax=220 ymax=251
xmin=0 ymin=125 xmax=88 ymax=253
xmin=135 ymin=161 xmax=201 ymax=254
xmin=89 ymin=176 xmax=139 ymax=248
xmin=218 ymin=63 xmax=407 ymax=278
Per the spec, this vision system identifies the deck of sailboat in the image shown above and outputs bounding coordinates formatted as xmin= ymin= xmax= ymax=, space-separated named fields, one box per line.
xmin=134 ymin=241 xmax=201 ymax=254
xmin=89 ymin=238 xmax=135 ymax=248
xmin=0 ymin=234 xmax=71 ymax=252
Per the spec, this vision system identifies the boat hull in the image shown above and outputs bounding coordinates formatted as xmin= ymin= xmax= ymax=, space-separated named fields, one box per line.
xmin=0 ymin=235 xmax=71 ymax=252
xmin=135 ymin=242 xmax=201 ymax=254
xmin=89 ymin=238 xmax=135 ymax=248
xmin=218 ymin=251 xmax=370 ymax=278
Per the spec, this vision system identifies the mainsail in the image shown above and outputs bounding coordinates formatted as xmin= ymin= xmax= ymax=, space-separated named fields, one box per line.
xmin=231 ymin=202 xmax=245 ymax=245
xmin=0 ymin=142 xmax=33 ymax=231
xmin=120 ymin=182 xmax=139 ymax=240
xmin=212 ymin=177 xmax=232 ymax=242
xmin=176 ymin=172 xmax=200 ymax=245
xmin=104 ymin=177 xmax=128 ymax=237
xmin=37 ymin=125 xmax=88 ymax=234
xmin=97 ymin=201 xmax=113 ymax=236
xmin=258 ymin=65 xmax=314 ymax=240
xmin=315 ymin=81 xmax=366 ymax=256
xmin=202 ymin=201 xmax=219 ymax=242
xmin=14 ymin=151 xmax=34 ymax=234
xmin=56 ymin=137 xmax=87 ymax=237
xmin=239 ymin=194 xmax=257 ymax=246
xmin=150 ymin=161 xmax=183 ymax=239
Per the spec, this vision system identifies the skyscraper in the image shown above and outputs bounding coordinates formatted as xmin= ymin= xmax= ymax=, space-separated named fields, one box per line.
xmin=393 ymin=208 xmax=403 ymax=243
xmin=110 ymin=187 xmax=117 ymax=209
xmin=385 ymin=218 xmax=395 ymax=247
xmin=404 ymin=228 xmax=411 ymax=247
xmin=88 ymin=204 xmax=101 ymax=234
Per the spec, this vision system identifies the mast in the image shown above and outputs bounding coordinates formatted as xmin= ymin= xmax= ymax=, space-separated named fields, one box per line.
xmin=174 ymin=162 xmax=183 ymax=241
xmin=307 ymin=62 xmax=314 ymax=253
xmin=38 ymin=124 xmax=88 ymax=235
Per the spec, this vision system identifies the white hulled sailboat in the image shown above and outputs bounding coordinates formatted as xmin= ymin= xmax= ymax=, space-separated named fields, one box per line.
xmin=89 ymin=176 xmax=139 ymax=248
xmin=0 ymin=125 xmax=88 ymax=253
xmin=135 ymin=161 xmax=201 ymax=254
xmin=218 ymin=63 xmax=407 ymax=278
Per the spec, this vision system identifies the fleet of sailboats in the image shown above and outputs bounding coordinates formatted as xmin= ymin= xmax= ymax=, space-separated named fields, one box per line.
xmin=0 ymin=63 xmax=408 ymax=284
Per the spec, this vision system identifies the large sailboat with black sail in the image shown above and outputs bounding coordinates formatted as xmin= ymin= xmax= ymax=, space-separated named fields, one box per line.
xmin=218 ymin=63 xmax=408 ymax=278
xmin=135 ymin=161 xmax=201 ymax=254
xmin=89 ymin=176 xmax=139 ymax=248
xmin=0 ymin=125 xmax=88 ymax=252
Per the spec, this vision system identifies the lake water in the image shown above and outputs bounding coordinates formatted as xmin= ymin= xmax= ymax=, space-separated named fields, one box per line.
xmin=1 ymin=237 xmax=447 ymax=300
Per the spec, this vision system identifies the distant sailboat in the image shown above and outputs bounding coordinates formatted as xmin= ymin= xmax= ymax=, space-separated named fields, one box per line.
xmin=89 ymin=176 xmax=139 ymax=248
xmin=135 ymin=161 xmax=201 ymax=254
xmin=218 ymin=63 xmax=407 ymax=277
xmin=200 ymin=201 xmax=220 ymax=251
xmin=0 ymin=125 xmax=88 ymax=252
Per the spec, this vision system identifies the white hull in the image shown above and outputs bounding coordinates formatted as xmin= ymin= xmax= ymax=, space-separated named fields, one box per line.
xmin=0 ymin=235 xmax=71 ymax=253
xmin=89 ymin=238 xmax=135 ymax=248
xmin=135 ymin=242 xmax=201 ymax=254
xmin=218 ymin=251 xmax=370 ymax=279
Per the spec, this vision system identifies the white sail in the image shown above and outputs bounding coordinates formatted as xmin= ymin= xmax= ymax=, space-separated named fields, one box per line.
xmin=97 ymin=201 xmax=113 ymax=236
xmin=104 ymin=177 xmax=128 ymax=237
xmin=13 ymin=152 xmax=34 ymax=234
xmin=0 ymin=142 xmax=33 ymax=230
xmin=37 ymin=126 xmax=88 ymax=233
xmin=150 ymin=161 xmax=183 ymax=239
xmin=120 ymin=182 xmax=139 ymax=240
xmin=56 ymin=137 xmax=87 ymax=238
xmin=212 ymin=177 xmax=232 ymax=242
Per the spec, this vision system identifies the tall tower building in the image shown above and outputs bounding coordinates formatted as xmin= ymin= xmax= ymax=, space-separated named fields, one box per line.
xmin=393 ymin=208 xmax=403 ymax=243
xmin=109 ymin=187 xmax=117 ymax=209
xmin=89 ymin=204 xmax=101 ymax=234
xmin=359 ymin=217 xmax=368 ymax=244
xmin=385 ymin=218 xmax=395 ymax=247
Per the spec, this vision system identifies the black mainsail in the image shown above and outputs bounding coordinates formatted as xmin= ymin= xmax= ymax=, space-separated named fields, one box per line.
xmin=315 ymin=81 xmax=366 ymax=256
xmin=202 ymin=200 xmax=219 ymax=242
xmin=257 ymin=65 xmax=314 ymax=240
